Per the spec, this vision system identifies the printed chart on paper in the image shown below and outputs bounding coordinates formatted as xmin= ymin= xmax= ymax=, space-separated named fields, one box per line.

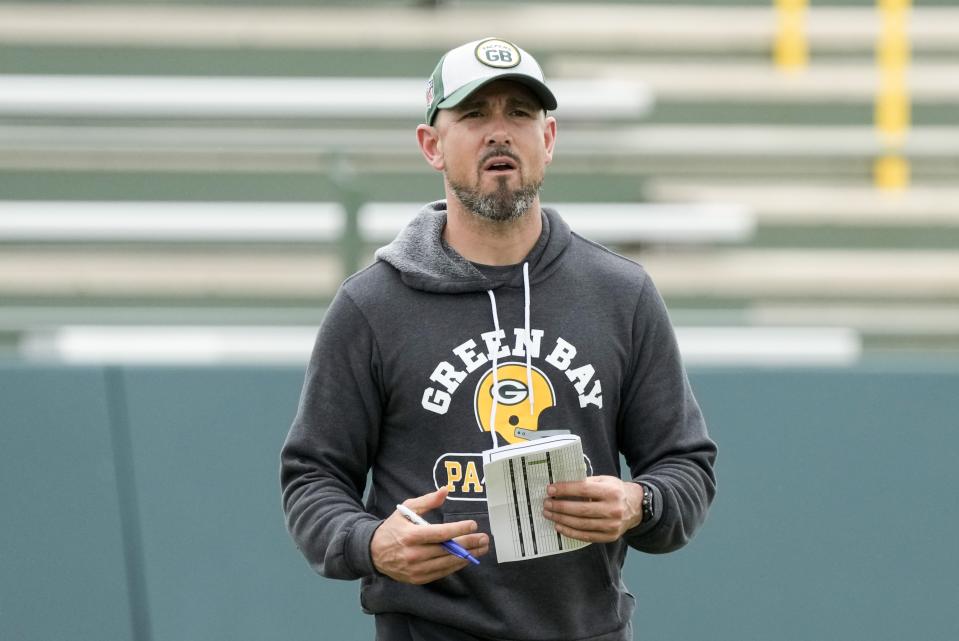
xmin=483 ymin=435 xmax=590 ymax=563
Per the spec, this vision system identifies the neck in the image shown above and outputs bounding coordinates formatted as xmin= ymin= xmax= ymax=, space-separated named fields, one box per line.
xmin=443 ymin=197 xmax=542 ymax=266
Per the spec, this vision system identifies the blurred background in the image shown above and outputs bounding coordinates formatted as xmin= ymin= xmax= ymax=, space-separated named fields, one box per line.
xmin=2 ymin=0 xmax=958 ymax=640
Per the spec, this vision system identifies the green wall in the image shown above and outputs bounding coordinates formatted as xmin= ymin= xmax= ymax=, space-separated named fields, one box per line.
xmin=2 ymin=362 xmax=957 ymax=640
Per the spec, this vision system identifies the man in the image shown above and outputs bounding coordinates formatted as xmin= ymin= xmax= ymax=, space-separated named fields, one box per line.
xmin=281 ymin=38 xmax=717 ymax=641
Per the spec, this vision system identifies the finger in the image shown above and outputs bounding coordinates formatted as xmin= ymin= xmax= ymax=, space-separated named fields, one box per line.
xmin=410 ymin=533 xmax=490 ymax=564
xmin=451 ymin=533 xmax=490 ymax=560
xmin=401 ymin=519 xmax=478 ymax=545
xmin=543 ymin=497 xmax=608 ymax=518
xmin=552 ymin=522 xmax=617 ymax=544
xmin=403 ymin=486 xmax=449 ymax=515
xmin=547 ymin=480 xmax=588 ymax=498
xmin=393 ymin=532 xmax=471 ymax=566
xmin=419 ymin=519 xmax=478 ymax=544
xmin=451 ymin=532 xmax=489 ymax=550
xmin=465 ymin=541 xmax=491 ymax=558
xmin=543 ymin=508 xmax=616 ymax=534
xmin=549 ymin=477 xmax=615 ymax=500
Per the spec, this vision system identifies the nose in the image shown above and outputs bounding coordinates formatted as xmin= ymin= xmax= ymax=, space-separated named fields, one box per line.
xmin=485 ymin=112 xmax=512 ymax=147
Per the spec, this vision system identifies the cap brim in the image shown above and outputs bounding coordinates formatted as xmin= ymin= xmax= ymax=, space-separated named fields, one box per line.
xmin=435 ymin=74 xmax=558 ymax=115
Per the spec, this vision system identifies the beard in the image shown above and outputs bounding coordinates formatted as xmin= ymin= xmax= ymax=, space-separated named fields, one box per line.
xmin=447 ymin=166 xmax=543 ymax=224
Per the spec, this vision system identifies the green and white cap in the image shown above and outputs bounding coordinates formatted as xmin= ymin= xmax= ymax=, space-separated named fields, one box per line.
xmin=425 ymin=37 xmax=558 ymax=125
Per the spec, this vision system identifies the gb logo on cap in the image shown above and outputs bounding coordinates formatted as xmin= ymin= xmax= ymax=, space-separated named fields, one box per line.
xmin=474 ymin=39 xmax=521 ymax=69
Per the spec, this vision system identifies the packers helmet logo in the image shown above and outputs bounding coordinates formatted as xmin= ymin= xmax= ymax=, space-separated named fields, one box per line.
xmin=475 ymin=363 xmax=555 ymax=445
xmin=492 ymin=380 xmax=528 ymax=405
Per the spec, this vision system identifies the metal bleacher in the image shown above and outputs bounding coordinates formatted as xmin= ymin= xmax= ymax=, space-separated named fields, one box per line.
xmin=1 ymin=1 xmax=958 ymax=362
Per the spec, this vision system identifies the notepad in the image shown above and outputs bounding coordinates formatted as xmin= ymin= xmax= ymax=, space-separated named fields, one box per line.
xmin=482 ymin=434 xmax=590 ymax=563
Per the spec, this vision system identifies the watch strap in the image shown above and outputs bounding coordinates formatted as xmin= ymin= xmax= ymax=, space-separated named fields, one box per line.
xmin=639 ymin=482 xmax=655 ymax=524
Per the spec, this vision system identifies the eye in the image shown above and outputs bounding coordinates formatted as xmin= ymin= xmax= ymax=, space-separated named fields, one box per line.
xmin=461 ymin=110 xmax=483 ymax=119
xmin=511 ymin=109 xmax=531 ymax=117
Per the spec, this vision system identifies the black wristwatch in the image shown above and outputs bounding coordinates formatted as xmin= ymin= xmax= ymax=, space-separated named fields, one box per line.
xmin=639 ymin=482 xmax=655 ymax=524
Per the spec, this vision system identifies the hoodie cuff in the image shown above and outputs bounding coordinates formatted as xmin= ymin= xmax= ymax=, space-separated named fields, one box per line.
xmin=346 ymin=516 xmax=384 ymax=578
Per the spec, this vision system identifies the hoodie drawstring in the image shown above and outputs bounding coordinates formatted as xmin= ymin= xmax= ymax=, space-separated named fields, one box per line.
xmin=523 ymin=262 xmax=534 ymax=416
xmin=486 ymin=289 xmax=501 ymax=450
xmin=486 ymin=261 xmax=533 ymax=451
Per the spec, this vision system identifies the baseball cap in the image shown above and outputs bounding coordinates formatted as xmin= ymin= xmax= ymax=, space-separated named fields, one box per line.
xmin=425 ymin=37 xmax=558 ymax=125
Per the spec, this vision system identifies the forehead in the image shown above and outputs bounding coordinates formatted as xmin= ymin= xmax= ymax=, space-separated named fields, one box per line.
xmin=454 ymin=79 xmax=543 ymax=109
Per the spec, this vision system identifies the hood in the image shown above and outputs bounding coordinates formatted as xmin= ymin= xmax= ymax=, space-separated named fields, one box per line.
xmin=374 ymin=200 xmax=572 ymax=294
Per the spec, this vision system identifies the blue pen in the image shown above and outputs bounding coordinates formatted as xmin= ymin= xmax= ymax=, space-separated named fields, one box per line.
xmin=395 ymin=503 xmax=481 ymax=565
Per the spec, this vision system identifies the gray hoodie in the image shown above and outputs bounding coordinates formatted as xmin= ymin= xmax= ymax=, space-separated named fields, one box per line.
xmin=281 ymin=201 xmax=717 ymax=641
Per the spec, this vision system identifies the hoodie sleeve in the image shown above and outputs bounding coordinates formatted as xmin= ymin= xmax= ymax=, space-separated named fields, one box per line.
xmin=280 ymin=287 xmax=385 ymax=580
xmin=617 ymin=274 xmax=717 ymax=554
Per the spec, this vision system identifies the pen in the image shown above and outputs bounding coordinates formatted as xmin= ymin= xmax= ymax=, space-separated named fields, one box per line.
xmin=395 ymin=503 xmax=481 ymax=565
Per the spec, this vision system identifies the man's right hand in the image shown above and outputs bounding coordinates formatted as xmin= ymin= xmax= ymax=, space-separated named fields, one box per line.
xmin=370 ymin=486 xmax=489 ymax=584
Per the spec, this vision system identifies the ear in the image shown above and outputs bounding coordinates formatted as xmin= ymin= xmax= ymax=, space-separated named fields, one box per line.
xmin=542 ymin=116 xmax=557 ymax=166
xmin=416 ymin=124 xmax=445 ymax=171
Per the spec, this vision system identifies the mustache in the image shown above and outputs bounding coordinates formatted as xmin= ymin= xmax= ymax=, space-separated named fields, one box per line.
xmin=479 ymin=147 xmax=521 ymax=168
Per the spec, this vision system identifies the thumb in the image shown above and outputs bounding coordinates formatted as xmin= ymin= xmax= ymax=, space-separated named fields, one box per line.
xmin=402 ymin=486 xmax=449 ymax=516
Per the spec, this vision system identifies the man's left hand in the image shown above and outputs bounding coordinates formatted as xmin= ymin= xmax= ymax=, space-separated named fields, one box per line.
xmin=543 ymin=476 xmax=645 ymax=543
